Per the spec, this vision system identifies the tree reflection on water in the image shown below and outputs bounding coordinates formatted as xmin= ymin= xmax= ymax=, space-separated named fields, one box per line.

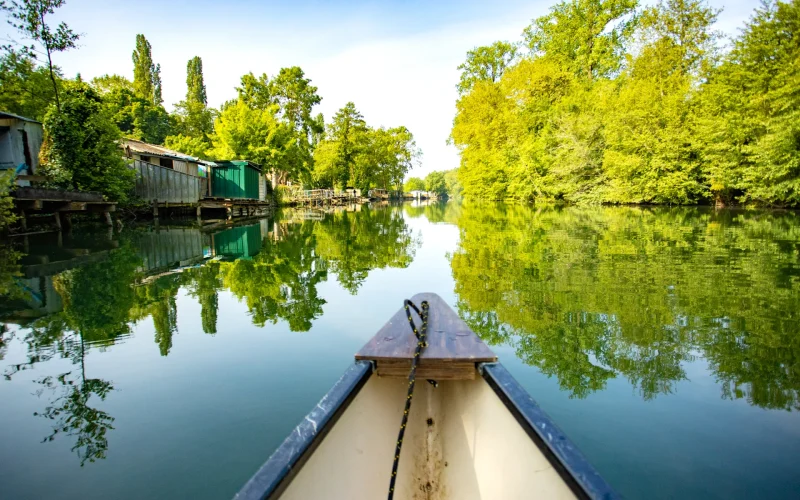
xmin=450 ymin=204 xmax=800 ymax=409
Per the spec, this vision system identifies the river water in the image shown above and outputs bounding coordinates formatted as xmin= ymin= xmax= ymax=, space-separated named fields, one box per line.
xmin=0 ymin=202 xmax=798 ymax=499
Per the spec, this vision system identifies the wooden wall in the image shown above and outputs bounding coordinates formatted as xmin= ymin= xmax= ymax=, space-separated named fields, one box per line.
xmin=132 ymin=160 xmax=203 ymax=204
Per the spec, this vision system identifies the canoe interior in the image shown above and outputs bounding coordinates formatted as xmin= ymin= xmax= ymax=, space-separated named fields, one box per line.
xmin=279 ymin=373 xmax=576 ymax=500
xmin=234 ymin=293 xmax=617 ymax=500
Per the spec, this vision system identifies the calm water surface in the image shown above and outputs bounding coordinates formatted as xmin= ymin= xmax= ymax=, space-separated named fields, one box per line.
xmin=1 ymin=202 xmax=799 ymax=499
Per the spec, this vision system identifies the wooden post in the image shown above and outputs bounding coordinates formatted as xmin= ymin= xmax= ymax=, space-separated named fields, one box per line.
xmin=54 ymin=211 xmax=62 ymax=231
xmin=20 ymin=210 xmax=27 ymax=231
xmin=152 ymin=199 xmax=159 ymax=219
xmin=104 ymin=211 xmax=113 ymax=227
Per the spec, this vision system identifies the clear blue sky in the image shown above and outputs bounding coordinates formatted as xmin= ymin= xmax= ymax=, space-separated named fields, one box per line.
xmin=1 ymin=0 xmax=757 ymax=177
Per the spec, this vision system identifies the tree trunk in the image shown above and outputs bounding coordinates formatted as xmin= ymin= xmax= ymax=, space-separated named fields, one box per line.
xmin=41 ymin=13 xmax=60 ymax=111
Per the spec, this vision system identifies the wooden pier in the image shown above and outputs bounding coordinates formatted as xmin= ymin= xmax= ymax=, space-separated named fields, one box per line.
xmin=12 ymin=187 xmax=117 ymax=231
xmin=289 ymin=188 xmax=368 ymax=206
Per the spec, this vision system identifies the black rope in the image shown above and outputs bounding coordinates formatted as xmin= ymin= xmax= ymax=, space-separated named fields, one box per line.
xmin=387 ymin=299 xmax=430 ymax=500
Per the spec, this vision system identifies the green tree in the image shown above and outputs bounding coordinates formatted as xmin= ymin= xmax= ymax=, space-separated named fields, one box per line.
xmin=131 ymin=34 xmax=161 ymax=105
xmin=367 ymin=126 xmax=420 ymax=191
xmin=210 ymin=98 xmax=293 ymax=174
xmin=92 ymin=73 xmax=171 ymax=144
xmin=166 ymin=56 xmax=214 ymax=153
xmin=0 ymin=0 xmax=79 ymax=110
xmin=443 ymin=168 xmax=463 ymax=198
xmin=40 ymin=83 xmax=136 ymax=202
xmin=404 ymin=176 xmax=425 ymax=192
xmin=457 ymin=41 xmax=519 ymax=94
xmin=523 ymin=0 xmax=637 ymax=80
xmin=601 ymin=0 xmax=719 ymax=204
xmin=237 ymin=67 xmax=323 ymax=185
xmin=163 ymin=134 xmax=210 ymax=158
xmin=0 ymin=49 xmax=59 ymax=120
xmin=697 ymin=0 xmax=800 ymax=206
xmin=313 ymin=102 xmax=368 ymax=189
xmin=425 ymin=170 xmax=447 ymax=197
xmin=186 ymin=56 xmax=206 ymax=105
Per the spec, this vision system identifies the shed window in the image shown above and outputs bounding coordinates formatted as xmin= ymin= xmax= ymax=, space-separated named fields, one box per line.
xmin=159 ymin=157 xmax=174 ymax=169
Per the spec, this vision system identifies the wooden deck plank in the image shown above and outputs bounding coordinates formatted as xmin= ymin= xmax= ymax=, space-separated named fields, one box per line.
xmin=355 ymin=292 xmax=497 ymax=369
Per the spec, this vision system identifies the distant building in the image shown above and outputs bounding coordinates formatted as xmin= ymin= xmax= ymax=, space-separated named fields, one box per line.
xmin=0 ymin=111 xmax=43 ymax=186
xmin=121 ymin=138 xmax=209 ymax=177
xmin=406 ymin=190 xmax=429 ymax=200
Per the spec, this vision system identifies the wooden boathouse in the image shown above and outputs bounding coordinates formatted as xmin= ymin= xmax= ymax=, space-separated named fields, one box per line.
xmin=124 ymin=140 xmax=273 ymax=220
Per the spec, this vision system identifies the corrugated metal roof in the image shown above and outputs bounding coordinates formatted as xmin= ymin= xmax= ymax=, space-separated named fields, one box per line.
xmin=213 ymin=160 xmax=262 ymax=172
xmin=121 ymin=138 xmax=201 ymax=162
xmin=0 ymin=111 xmax=41 ymax=124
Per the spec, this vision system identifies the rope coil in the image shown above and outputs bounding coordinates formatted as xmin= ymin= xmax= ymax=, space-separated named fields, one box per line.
xmin=387 ymin=299 xmax=430 ymax=500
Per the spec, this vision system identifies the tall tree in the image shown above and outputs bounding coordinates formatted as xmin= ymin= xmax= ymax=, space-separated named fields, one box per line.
xmin=186 ymin=56 xmax=207 ymax=105
xmin=92 ymin=74 xmax=171 ymax=145
xmin=131 ymin=34 xmax=161 ymax=105
xmin=164 ymin=56 xmax=213 ymax=153
xmin=210 ymin=99 xmax=294 ymax=176
xmin=0 ymin=0 xmax=79 ymax=110
xmin=601 ymin=0 xmax=719 ymax=204
xmin=697 ymin=0 xmax=800 ymax=206
xmin=523 ymin=0 xmax=637 ymax=80
xmin=153 ymin=62 xmax=162 ymax=105
xmin=457 ymin=41 xmax=519 ymax=94
xmin=236 ymin=67 xmax=323 ymax=184
xmin=313 ymin=102 xmax=368 ymax=189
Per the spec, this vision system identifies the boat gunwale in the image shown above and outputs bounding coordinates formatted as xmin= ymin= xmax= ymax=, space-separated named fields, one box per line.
xmin=480 ymin=362 xmax=620 ymax=500
xmin=233 ymin=360 xmax=374 ymax=500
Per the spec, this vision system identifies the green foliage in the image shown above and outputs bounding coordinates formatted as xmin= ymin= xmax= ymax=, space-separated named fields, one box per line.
xmin=0 ymin=49 xmax=59 ymax=120
xmin=236 ymin=67 xmax=323 ymax=184
xmin=186 ymin=56 xmax=207 ymax=106
xmin=163 ymin=134 xmax=210 ymax=159
xmin=312 ymin=102 xmax=367 ymax=188
xmin=697 ymin=0 xmax=800 ymax=206
xmin=168 ymin=56 xmax=213 ymax=150
xmin=453 ymin=0 xmax=800 ymax=206
xmin=403 ymin=176 xmax=425 ymax=192
xmin=210 ymin=98 xmax=293 ymax=173
xmin=443 ymin=168 xmax=463 ymax=198
xmin=424 ymin=171 xmax=447 ymax=197
xmin=0 ymin=0 xmax=79 ymax=110
xmin=92 ymin=74 xmax=171 ymax=144
xmin=456 ymin=41 xmax=519 ymax=94
xmin=312 ymin=103 xmax=419 ymax=193
xmin=132 ymin=34 xmax=161 ymax=105
xmin=40 ymin=83 xmax=136 ymax=202
xmin=523 ymin=0 xmax=637 ymax=80
xmin=0 ymin=170 xmax=17 ymax=230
